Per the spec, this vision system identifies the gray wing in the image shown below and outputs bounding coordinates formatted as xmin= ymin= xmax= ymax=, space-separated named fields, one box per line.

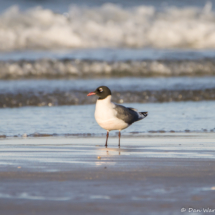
xmin=114 ymin=104 xmax=140 ymax=125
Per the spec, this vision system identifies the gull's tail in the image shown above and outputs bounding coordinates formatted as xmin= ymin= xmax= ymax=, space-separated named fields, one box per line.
xmin=140 ymin=111 xmax=148 ymax=119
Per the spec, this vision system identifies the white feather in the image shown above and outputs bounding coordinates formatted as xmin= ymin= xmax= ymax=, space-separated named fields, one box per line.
xmin=94 ymin=95 xmax=129 ymax=131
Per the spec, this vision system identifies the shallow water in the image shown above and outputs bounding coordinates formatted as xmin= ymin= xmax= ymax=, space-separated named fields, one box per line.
xmin=1 ymin=76 xmax=214 ymax=92
xmin=0 ymin=101 xmax=214 ymax=137
xmin=2 ymin=48 xmax=215 ymax=61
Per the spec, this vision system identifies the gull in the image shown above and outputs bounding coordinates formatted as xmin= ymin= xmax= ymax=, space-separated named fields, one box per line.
xmin=87 ymin=86 xmax=148 ymax=147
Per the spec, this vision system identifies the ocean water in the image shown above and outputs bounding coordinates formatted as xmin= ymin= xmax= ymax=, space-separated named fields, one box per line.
xmin=0 ymin=101 xmax=215 ymax=137
xmin=0 ymin=0 xmax=215 ymax=137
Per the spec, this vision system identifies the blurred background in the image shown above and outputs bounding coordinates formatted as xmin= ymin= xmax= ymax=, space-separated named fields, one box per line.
xmin=0 ymin=0 xmax=215 ymax=137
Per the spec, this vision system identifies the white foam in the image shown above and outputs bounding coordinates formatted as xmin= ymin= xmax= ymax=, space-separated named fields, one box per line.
xmin=1 ymin=3 xmax=215 ymax=51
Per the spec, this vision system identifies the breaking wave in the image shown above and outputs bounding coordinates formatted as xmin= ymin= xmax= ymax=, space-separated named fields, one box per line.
xmin=1 ymin=58 xmax=215 ymax=79
xmin=1 ymin=3 xmax=215 ymax=51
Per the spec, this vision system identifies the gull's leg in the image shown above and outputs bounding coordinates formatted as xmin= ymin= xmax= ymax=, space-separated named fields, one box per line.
xmin=118 ymin=131 xmax=121 ymax=148
xmin=105 ymin=131 xmax=109 ymax=147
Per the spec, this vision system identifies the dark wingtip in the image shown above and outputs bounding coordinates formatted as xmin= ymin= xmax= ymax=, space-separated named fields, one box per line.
xmin=141 ymin=112 xmax=148 ymax=117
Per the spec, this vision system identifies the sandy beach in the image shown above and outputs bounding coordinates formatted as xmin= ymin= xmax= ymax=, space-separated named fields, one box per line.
xmin=0 ymin=133 xmax=215 ymax=215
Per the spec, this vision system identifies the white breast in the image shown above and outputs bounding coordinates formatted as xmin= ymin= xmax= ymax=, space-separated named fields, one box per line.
xmin=94 ymin=95 xmax=129 ymax=131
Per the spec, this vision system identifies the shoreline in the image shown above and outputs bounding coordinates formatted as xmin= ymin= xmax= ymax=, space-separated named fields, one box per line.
xmin=0 ymin=133 xmax=215 ymax=214
xmin=0 ymin=131 xmax=214 ymax=139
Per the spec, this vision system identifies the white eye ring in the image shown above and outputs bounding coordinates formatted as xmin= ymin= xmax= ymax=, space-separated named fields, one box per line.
xmin=99 ymin=88 xmax=103 ymax=92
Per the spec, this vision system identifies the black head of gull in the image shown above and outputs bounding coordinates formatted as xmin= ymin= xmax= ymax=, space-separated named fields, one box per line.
xmin=87 ymin=86 xmax=111 ymax=100
xmin=87 ymin=86 xmax=148 ymax=148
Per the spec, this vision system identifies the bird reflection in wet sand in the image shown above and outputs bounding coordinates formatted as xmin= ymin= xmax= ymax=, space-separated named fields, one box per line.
xmin=106 ymin=150 xmax=120 ymax=155
xmin=88 ymin=86 xmax=148 ymax=147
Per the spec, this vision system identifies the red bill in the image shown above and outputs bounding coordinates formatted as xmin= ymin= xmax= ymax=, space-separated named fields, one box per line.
xmin=87 ymin=92 xmax=96 ymax=96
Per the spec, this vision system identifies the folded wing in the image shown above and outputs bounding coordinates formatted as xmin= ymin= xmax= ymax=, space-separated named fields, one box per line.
xmin=114 ymin=104 xmax=147 ymax=125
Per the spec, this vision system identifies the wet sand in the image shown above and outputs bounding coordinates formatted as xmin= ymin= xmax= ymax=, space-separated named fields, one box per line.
xmin=0 ymin=133 xmax=215 ymax=215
